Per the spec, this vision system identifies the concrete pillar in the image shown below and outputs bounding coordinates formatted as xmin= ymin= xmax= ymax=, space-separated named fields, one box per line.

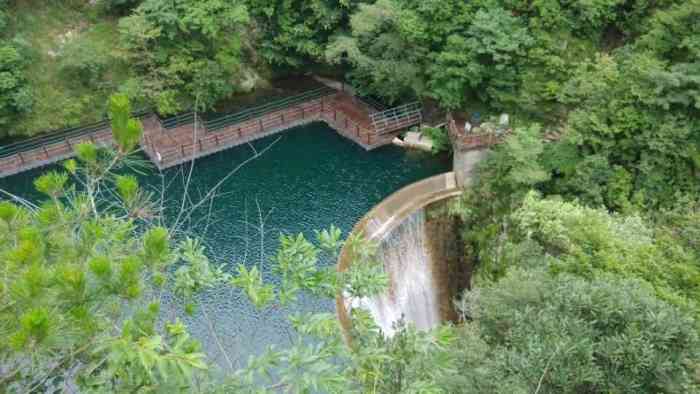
xmin=452 ymin=147 xmax=488 ymax=188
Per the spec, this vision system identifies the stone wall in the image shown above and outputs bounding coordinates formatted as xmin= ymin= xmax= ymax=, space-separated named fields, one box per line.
xmin=453 ymin=148 xmax=489 ymax=187
xmin=424 ymin=201 xmax=471 ymax=322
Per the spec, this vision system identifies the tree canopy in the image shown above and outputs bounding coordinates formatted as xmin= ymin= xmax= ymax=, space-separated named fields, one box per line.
xmin=0 ymin=0 xmax=32 ymax=131
xmin=118 ymin=0 xmax=250 ymax=114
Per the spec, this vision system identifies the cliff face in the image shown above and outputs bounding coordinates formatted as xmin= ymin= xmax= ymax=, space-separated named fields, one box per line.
xmin=424 ymin=201 xmax=472 ymax=323
xmin=365 ymin=200 xmax=472 ymax=334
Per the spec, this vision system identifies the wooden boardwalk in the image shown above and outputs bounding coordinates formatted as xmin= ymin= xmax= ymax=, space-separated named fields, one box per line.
xmin=0 ymin=128 xmax=114 ymax=177
xmin=0 ymin=89 xmax=422 ymax=177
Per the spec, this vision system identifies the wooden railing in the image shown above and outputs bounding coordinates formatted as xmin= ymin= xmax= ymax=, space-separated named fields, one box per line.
xmin=152 ymin=99 xmax=327 ymax=168
xmin=204 ymin=86 xmax=335 ymax=132
xmin=320 ymin=104 xmax=376 ymax=147
xmin=0 ymin=129 xmax=114 ymax=176
xmin=0 ymin=87 xmax=414 ymax=176
xmin=150 ymin=94 xmax=397 ymax=169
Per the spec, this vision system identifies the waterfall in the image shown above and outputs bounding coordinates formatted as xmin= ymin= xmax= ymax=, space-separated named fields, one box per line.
xmin=353 ymin=209 xmax=440 ymax=336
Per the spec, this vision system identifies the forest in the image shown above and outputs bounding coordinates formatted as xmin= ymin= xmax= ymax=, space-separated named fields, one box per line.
xmin=0 ymin=0 xmax=699 ymax=393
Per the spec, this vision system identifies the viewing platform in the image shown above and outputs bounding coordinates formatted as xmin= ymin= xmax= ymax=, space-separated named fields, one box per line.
xmin=0 ymin=85 xmax=423 ymax=177
xmin=447 ymin=113 xmax=507 ymax=151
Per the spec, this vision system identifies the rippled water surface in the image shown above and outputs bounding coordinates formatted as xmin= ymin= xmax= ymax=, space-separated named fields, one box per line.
xmin=0 ymin=122 xmax=450 ymax=368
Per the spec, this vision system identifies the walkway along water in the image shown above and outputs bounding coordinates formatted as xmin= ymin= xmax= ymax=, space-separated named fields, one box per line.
xmin=0 ymin=86 xmax=423 ymax=177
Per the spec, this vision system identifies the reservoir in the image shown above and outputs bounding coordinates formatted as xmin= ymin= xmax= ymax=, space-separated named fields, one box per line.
xmin=0 ymin=121 xmax=450 ymax=369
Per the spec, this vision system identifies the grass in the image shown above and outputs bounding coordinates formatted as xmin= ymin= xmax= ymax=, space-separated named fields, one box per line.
xmin=5 ymin=1 xmax=130 ymax=137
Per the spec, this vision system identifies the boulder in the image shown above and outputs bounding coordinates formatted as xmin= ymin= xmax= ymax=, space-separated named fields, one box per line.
xmin=403 ymin=131 xmax=433 ymax=152
xmin=391 ymin=137 xmax=406 ymax=147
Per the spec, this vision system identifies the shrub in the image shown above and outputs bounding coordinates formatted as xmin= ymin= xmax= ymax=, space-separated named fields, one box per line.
xmin=421 ymin=125 xmax=451 ymax=153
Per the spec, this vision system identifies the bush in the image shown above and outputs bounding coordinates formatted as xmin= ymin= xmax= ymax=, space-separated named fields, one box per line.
xmin=505 ymin=192 xmax=700 ymax=314
xmin=461 ymin=268 xmax=700 ymax=393
xmin=99 ymin=0 xmax=142 ymax=15
xmin=58 ymin=32 xmax=113 ymax=87
xmin=0 ymin=43 xmax=32 ymax=131
xmin=421 ymin=125 xmax=451 ymax=153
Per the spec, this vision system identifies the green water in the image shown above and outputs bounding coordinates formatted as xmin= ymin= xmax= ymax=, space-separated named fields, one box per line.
xmin=0 ymin=122 xmax=450 ymax=369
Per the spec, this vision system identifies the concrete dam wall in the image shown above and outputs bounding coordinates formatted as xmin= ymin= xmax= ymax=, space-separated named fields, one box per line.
xmin=336 ymin=172 xmax=471 ymax=337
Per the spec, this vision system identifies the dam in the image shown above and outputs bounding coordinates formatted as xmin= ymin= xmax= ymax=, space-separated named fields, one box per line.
xmin=336 ymin=128 xmax=492 ymax=337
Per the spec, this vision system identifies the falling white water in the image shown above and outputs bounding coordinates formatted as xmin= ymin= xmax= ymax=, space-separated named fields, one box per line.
xmin=352 ymin=209 xmax=440 ymax=336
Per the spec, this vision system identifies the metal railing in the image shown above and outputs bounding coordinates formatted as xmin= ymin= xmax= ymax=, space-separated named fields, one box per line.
xmin=370 ymin=102 xmax=422 ymax=135
xmin=159 ymin=112 xmax=196 ymax=130
xmin=357 ymin=95 xmax=389 ymax=112
xmin=0 ymin=110 xmax=150 ymax=159
xmin=204 ymin=86 xmax=335 ymax=132
xmin=1 ymin=84 xmax=392 ymax=173
xmin=370 ymin=102 xmax=421 ymax=122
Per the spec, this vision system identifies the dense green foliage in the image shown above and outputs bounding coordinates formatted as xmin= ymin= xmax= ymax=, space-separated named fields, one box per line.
xmin=455 ymin=269 xmax=698 ymax=393
xmin=457 ymin=125 xmax=700 ymax=304
xmin=420 ymin=126 xmax=451 ymax=154
xmin=119 ymin=0 xmax=250 ymax=114
xmin=247 ymin=0 xmax=358 ymax=67
xmin=0 ymin=0 xmax=32 ymax=130
xmin=444 ymin=126 xmax=700 ymax=392
xmin=0 ymin=44 xmax=32 ymax=129
xmin=0 ymin=98 xmax=217 ymax=391
xmin=100 ymin=0 xmax=141 ymax=15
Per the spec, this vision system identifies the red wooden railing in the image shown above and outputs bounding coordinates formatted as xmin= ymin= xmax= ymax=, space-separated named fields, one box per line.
xmin=447 ymin=113 xmax=503 ymax=150
xmin=0 ymin=90 xmax=420 ymax=176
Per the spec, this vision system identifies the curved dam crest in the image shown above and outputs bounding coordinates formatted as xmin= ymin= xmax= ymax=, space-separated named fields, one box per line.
xmin=337 ymin=145 xmax=488 ymax=337
xmin=337 ymin=172 xmax=468 ymax=337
